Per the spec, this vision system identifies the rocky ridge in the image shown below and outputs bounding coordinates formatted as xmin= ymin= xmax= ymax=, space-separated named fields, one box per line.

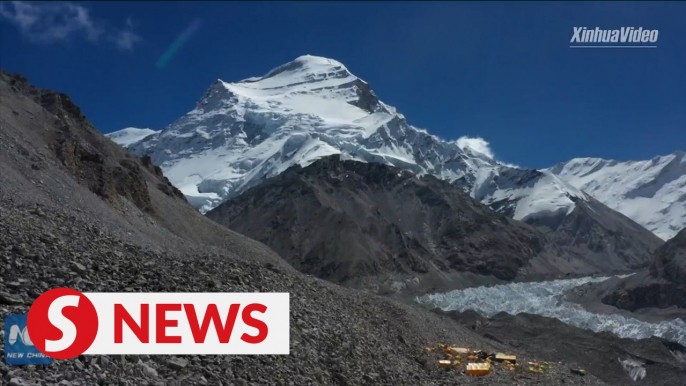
xmin=550 ymin=153 xmax=686 ymax=241
xmin=564 ymin=229 xmax=686 ymax=332
xmin=207 ymin=155 xmax=551 ymax=293
xmin=206 ymin=154 xmax=662 ymax=294
xmin=601 ymin=228 xmax=686 ymax=312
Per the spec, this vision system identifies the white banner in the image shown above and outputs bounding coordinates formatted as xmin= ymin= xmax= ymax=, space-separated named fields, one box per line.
xmin=29 ymin=292 xmax=290 ymax=356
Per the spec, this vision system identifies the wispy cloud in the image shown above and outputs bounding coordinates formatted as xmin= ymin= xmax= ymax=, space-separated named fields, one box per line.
xmin=457 ymin=136 xmax=495 ymax=159
xmin=0 ymin=1 xmax=141 ymax=50
xmin=113 ymin=17 xmax=142 ymax=51
xmin=456 ymin=135 xmax=521 ymax=167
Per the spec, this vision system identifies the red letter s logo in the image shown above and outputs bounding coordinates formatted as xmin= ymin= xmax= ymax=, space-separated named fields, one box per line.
xmin=28 ymin=288 xmax=99 ymax=359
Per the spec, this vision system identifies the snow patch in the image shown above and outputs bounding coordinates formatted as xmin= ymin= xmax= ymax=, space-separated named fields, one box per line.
xmin=513 ymin=172 xmax=585 ymax=222
xmin=107 ymin=127 xmax=158 ymax=146
xmin=551 ymin=152 xmax=686 ymax=240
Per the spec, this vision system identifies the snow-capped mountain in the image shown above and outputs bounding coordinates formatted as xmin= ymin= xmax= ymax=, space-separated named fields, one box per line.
xmin=549 ymin=153 xmax=686 ymax=240
xmin=112 ymin=55 xmax=589 ymax=222
xmin=105 ymin=127 xmax=156 ymax=146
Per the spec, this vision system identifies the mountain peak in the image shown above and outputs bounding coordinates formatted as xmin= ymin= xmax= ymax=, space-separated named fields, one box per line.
xmin=263 ymin=55 xmax=349 ymax=78
xmin=188 ymin=55 xmax=384 ymax=122
xmin=234 ymin=54 xmax=356 ymax=90
xmin=116 ymin=56 xmax=593 ymax=224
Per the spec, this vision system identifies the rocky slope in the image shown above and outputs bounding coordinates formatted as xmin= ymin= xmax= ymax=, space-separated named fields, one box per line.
xmin=206 ymin=155 xmax=660 ymax=294
xmin=550 ymin=153 xmax=686 ymax=241
xmin=530 ymin=196 xmax=662 ymax=274
xmin=207 ymin=155 xmax=552 ymax=293
xmin=651 ymin=227 xmax=686 ymax=285
xmin=439 ymin=310 xmax=686 ymax=386
xmin=0 ymin=72 xmax=612 ymax=385
xmin=602 ymin=228 xmax=686 ymax=312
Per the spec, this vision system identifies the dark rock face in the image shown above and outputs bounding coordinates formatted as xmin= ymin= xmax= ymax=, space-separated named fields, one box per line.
xmin=347 ymin=79 xmax=383 ymax=113
xmin=207 ymin=155 xmax=569 ymax=293
xmin=605 ymin=228 xmax=686 ymax=311
xmin=651 ymin=227 xmax=686 ymax=284
xmin=3 ymin=71 xmax=184 ymax=213
xmin=530 ymin=197 xmax=664 ymax=274
xmin=207 ymin=154 xmax=664 ymax=293
xmin=57 ymin=137 xmax=155 ymax=211
xmin=568 ymin=228 xmax=686 ymax=314
xmin=602 ymin=281 xmax=686 ymax=311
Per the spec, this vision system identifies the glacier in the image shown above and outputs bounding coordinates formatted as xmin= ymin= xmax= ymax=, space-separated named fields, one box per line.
xmin=110 ymin=55 xmax=588 ymax=219
xmin=417 ymin=276 xmax=686 ymax=346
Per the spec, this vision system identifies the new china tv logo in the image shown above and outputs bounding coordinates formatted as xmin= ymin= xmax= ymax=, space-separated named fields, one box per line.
xmin=6 ymin=288 xmax=289 ymax=362
xmin=4 ymin=314 xmax=53 ymax=365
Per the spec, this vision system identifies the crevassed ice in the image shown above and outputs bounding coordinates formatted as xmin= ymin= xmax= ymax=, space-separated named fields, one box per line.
xmin=416 ymin=276 xmax=686 ymax=346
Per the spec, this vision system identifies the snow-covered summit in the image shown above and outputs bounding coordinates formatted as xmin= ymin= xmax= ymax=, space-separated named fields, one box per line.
xmin=111 ymin=55 xmax=589 ymax=221
xmin=243 ymin=55 xmax=354 ymax=89
xmin=550 ymin=152 xmax=686 ymax=240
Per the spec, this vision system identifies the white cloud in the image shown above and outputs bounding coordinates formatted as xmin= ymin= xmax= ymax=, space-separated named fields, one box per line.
xmin=0 ymin=2 xmax=141 ymax=50
xmin=456 ymin=136 xmax=495 ymax=159
xmin=112 ymin=17 xmax=142 ymax=51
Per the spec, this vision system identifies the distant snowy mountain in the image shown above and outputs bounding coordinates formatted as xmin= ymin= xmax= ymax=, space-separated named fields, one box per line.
xmin=111 ymin=55 xmax=590 ymax=223
xmin=550 ymin=153 xmax=686 ymax=240
xmin=106 ymin=127 xmax=156 ymax=146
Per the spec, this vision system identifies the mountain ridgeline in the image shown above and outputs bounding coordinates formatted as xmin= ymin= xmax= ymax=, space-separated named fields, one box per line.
xmin=549 ymin=153 xmax=686 ymax=241
xmin=109 ymin=55 xmax=636 ymax=234
xmin=206 ymin=155 xmax=662 ymax=293
xmin=207 ymin=155 xmax=548 ymax=293
xmin=106 ymin=55 xmax=666 ymax=289
xmin=111 ymin=56 xmax=685 ymax=245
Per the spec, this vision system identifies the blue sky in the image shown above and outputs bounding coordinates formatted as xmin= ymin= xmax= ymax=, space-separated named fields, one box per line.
xmin=1 ymin=1 xmax=684 ymax=168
